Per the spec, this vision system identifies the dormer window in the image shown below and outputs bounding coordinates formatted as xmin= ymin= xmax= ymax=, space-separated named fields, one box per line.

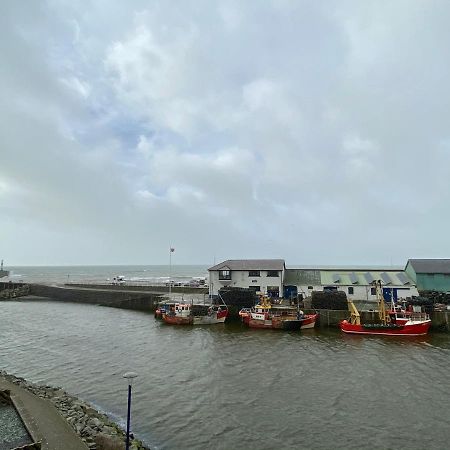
xmin=219 ymin=269 xmax=231 ymax=280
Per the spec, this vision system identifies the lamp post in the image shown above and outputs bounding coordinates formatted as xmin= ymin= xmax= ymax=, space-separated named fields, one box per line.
xmin=123 ymin=371 xmax=138 ymax=450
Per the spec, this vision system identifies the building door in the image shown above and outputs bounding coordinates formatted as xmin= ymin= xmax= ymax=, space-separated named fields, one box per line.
xmin=383 ymin=288 xmax=398 ymax=302
xmin=283 ymin=285 xmax=298 ymax=300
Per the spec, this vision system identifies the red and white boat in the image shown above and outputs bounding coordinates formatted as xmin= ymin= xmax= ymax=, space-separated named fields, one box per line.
xmin=340 ymin=280 xmax=431 ymax=336
xmin=240 ymin=298 xmax=318 ymax=330
xmin=162 ymin=302 xmax=228 ymax=325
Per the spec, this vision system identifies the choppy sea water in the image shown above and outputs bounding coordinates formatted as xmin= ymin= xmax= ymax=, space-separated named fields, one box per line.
xmin=3 ymin=265 xmax=208 ymax=285
xmin=1 ymin=300 xmax=449 ymax=449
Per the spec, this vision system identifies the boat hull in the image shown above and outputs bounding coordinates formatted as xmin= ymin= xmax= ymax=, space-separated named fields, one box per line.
xmin=300 ymin=314 xmax=318 ymax=329
xmin=340 ymin=319 xmax=431 ymax=336
xmin=245 ymin=314 xmax=318 ymax=330
xmin=162 ymin=310 xmax=228 ymax=325
xmin=193 ymin=314 xmax=227 ymax=325
xmin=163 ymin=314 xmax=193 ymax=325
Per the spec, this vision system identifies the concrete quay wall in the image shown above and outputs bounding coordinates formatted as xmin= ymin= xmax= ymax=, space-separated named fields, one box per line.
xmin=66 ymin=283 xmax=209 ymax=295
xmin=29 ymin=284 xmax=162 ymax=312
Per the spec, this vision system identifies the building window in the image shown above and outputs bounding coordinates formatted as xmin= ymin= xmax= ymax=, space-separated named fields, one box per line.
xmin=371 ymin=287 xmax=376 ymax=295
xmin=348 ymin=287 xmax=354 ymax=295
xmin=267 ymin=271 xmax=279 ymax=277
xmin=308 ymin=286 xmax=313 ymax=290
xmin=249 ymin=270 xmax=260 ymax=277
xmin=249 ymin=286 xmax=260 ymax=292
xmin=267 ymin=286 xmax=279 ymax=297
xmin=219 ymin=270 xmax=231 ymax=280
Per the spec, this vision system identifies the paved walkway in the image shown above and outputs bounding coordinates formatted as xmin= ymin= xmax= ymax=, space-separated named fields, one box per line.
xmin=0 ymin=378 xmax=87 ymax=450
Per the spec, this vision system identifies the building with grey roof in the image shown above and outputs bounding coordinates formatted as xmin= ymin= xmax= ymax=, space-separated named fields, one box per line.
xmin=284 ymin=268 xmax=418 ymax=302
xmin=208 ymin=259 xmax=285 ymax=297
xmin=405 ymin=259 xmax=450 ymax=292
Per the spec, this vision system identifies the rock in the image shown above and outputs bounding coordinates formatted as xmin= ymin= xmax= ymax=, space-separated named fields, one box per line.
xmin=82 ymin=425 xmax=95 ymax=437
xmin=67 ymin=416 xmax=77 ymax=426
xmin=88 ymin=417 xmax=103 ymax=429
xmin=101 ymin=426 xmax=117 ymax=436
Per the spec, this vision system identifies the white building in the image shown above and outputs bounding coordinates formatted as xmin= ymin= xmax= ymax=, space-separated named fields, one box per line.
xmin=208 ymin=259 xmax=285 ymax=297
xmin=284 ymin=268 xmax=419 ymax=302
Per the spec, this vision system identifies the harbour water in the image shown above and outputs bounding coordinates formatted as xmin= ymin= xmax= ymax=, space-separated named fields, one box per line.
xmin=1 ymin=299 xmax=449 ymax=449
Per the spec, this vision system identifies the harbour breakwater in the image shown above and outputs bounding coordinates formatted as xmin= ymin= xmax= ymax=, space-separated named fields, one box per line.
xmin=0 ymin=371 xmax=149 ymax=450
xmin=28 ymin=284 xmax=163 ymax=312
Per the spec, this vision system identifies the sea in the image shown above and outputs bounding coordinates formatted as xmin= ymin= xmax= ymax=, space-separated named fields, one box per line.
xmin=4 ymin=265 xmax=209 ymax=285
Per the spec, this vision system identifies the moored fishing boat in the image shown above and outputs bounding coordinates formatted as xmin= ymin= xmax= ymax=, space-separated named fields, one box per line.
xmin=240 ymin=296 xmax=318 ymax=330
xmin=162 ymin=301 xmax=228 ymax=325
xmin=340 ymin=280 xmax=431 ymax=336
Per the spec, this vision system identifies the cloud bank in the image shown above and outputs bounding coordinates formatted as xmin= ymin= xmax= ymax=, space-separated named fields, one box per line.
xmin=1 ymin=0 xmax=450 ymax=265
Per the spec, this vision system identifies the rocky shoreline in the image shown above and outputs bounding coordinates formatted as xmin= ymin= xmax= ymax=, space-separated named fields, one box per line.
xmin=0 ymin=371 xmax=150 ymax=450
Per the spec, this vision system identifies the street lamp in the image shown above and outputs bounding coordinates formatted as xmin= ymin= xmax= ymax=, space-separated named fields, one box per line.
xmin=123 ymin=371 xmax=138 ymax=450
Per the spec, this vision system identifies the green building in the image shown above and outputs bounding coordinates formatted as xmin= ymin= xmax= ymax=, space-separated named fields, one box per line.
xmin=405 ymin=259 xmax=450 ymax=292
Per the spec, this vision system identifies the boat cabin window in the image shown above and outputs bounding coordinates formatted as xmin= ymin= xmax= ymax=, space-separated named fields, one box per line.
xmin=249 ymin=270 xmax=260 ymax=277
xmin=370 ymin=287 xmax=376 ymax=295
xmin=219 ymin=270 xmax=231 ymax=280
xmin=348 ymin=287 xmax=354 ymax=295
xmin=267 ymin=271 xmax=279 ymax=277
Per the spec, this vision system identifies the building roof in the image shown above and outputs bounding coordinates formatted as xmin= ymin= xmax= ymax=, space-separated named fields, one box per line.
xmin=284 ymin=269 xmax=321 ymax=285
xmin=407 ymin=259 xmax=450 ymax=274
xmin=320 ymin=270 xmax=414 ymax=286
xmin=208 ymin=259 xmax=285 ymax=271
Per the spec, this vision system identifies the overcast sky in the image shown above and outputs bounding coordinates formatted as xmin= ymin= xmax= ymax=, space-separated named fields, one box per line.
xmin=2 ymin=0 xmax=450 ymax=266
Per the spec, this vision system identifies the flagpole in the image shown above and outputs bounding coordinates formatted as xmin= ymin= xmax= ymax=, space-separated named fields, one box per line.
xmin=169 ymin=246 xmax=172 ymax=297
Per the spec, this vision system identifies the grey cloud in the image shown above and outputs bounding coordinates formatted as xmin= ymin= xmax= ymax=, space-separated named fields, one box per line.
xmin=1 ymin=0 xmax=450 ymax=265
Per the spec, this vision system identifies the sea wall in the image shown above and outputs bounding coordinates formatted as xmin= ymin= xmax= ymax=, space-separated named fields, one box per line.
xmin=29 ymin=284 xmax=162 ymax=312
xmin=67 ymin=283 xmax=208 ymax=295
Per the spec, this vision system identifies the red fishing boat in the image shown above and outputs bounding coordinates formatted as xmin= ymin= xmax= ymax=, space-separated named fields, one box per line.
xmin=162 ymin=302 xmax=228 ymax=325
xmin=340 ymin=280 xmax=431 ymax=336
xmin=240 ymin=297 xmax=318 ymax=330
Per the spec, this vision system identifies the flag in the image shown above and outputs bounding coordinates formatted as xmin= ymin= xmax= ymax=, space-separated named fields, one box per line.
xmin=170 ymin=247 xmax=175 ymax=252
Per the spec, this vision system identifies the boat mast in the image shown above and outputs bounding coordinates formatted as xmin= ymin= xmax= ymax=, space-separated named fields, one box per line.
xmin=376 ymin=280 xmax=388 ymax=325
xmin=347 ymin=300 xmax=361 ymax=325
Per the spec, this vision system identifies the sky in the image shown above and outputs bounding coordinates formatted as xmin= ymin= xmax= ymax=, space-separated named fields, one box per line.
xmin=1 ymin=0 xmax=450 ymax=267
